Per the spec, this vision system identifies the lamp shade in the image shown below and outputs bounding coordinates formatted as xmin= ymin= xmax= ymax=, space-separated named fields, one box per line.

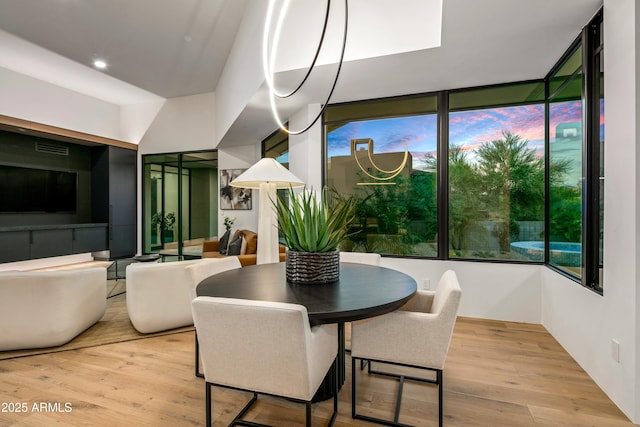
xmin=228 ymin=158 xmax=304 ymax=264
xmin=230 ymin=158 xmax=304 ymax=189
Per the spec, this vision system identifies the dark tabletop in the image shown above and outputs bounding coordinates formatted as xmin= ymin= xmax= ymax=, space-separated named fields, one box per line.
xmin=196 ymin=262 xmax=417 ymax=325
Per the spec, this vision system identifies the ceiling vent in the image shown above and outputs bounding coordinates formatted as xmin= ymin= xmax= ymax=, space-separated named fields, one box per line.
xmin=35 ymin=142 xmax=69 ymax=156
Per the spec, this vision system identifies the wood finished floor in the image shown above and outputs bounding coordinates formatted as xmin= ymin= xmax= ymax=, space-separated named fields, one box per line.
xmin=0 ymin=317 xmax=634 ymax=427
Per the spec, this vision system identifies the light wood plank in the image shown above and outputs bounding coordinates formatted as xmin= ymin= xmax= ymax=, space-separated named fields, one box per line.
xmin=0 ymin=318 xmax=635 ymax=426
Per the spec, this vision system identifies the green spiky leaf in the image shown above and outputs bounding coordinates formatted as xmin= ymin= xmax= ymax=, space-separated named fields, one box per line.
xmin=274 ymin=186 xmax=357 ymax=253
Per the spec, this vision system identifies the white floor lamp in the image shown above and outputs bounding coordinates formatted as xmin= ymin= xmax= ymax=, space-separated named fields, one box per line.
xmin=230 ymin=158 xmax=304 ymax=264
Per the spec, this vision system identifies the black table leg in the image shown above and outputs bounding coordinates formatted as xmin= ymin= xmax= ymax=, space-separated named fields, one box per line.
xmin=338 ymin=322 xmax=345 ymax=385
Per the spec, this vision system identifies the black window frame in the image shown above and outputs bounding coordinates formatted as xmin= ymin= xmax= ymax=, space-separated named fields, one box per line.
xmin=317 ymin=8 xmax=603 ymax=293
xmin=544 ymin=9 xmax=603 ymax=294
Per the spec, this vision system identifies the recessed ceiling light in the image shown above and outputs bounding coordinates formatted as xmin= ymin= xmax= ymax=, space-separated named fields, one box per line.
xmin=93 ymin=59 xmax=107 ymax=69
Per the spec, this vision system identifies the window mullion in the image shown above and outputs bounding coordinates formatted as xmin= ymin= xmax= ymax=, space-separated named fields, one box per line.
xmin=437 ymin=91 xmax=449 ymax=260
xmin=581 ymin=12 xmax=603 ymax=292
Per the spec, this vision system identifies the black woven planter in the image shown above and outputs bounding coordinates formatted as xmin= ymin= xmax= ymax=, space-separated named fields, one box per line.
xmin=285 ymin=250 xmax=340 ymax=284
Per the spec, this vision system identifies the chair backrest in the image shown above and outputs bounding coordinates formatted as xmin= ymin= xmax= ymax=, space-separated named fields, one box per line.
xmin=421 ymin=270 xmax=462 ymax=369
xmin=184 ymin=257 xmax=242 ymax=300
xmin=339 ymin=251 xmax=381 ymax=266
xmin=431 ymin=271 xmax=462 ymax=364
xmin=432 ymin=270 xmax=462 ymax=317
xmin=192 ymin=297 xmax=337 ymax=401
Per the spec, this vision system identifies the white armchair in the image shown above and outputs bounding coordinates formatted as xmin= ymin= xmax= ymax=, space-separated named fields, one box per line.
xmin=126 ymin=259 xmax=204 ymax=333
xmin=184 ymin=257 xmax=241 ymax=378
xmin=351 ymin=269 xmax=462 ymax=427
xmin=191 ymin=296 xmax=339 ymax=427
xmin=0 ymin=267 xmax=107 ymax=351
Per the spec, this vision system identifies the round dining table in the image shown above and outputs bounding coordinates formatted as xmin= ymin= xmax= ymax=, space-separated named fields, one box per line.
xmin=196 ymin=261 xmax=417 ymax=400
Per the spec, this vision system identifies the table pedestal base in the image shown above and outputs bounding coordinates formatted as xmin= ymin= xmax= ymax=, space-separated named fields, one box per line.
xmin=312 ymin=323 xmax=346 ymax=402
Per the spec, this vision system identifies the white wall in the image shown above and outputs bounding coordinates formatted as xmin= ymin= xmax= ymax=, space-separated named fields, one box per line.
xmin=288 ymin=104 xmax=323 ymax=190
xmin=382 ymin=258 xmax=542 ymax=323
xmin=138 ymin=92 xmax=216 ymax=155
xmin=0 ymin=66 xmax=121 ymax=140
xmin=540 ymin=1 xmax=639 ymax=422
xmin=214 ymin=3 xmax=268 ymax=145
xmin=119 ymin=101 xmax=165 ymax=144
xmin=0 ymin=65 xmax=164 ymax=145
xmin=216 ymin=144 xmax=261 ymax=234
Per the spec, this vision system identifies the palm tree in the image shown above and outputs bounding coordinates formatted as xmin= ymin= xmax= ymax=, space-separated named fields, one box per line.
xmin=446 ymin=145 xmax=486 ymax=253
xmin=475 ymin=131 xmax=543 ymax=252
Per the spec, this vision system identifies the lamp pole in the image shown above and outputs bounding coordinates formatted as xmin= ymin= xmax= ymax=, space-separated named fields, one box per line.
xmin=257 ymin=182 xmax=279 ymax=264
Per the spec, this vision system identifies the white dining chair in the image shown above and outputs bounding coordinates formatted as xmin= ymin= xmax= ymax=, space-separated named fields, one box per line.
xmin=351 ymin=269 xmax=462 ymax=427
xmin=184 ymin=257 xmax=241 ymax=378
xmin=192 ymin=296 xmax=338 ymax=426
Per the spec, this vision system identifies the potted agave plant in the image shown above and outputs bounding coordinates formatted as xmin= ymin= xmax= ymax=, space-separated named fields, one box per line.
xmin=274 ymin=186 xmax=356 ymax=284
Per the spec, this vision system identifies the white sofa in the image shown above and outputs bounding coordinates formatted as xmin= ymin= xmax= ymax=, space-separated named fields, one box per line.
xmin=126 ymin=259 xmax=206 ymax=334
xmin=0 ymin=267 xmax=107 ymax=351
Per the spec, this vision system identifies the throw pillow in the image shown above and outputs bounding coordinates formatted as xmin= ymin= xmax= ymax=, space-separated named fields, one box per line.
xmin=240 ymin=236 xmax=248 ymax=255
xmin=218 ymin=229 xmax=231 ymax=255
xmin=243 ymin=230 xmax=258 ymax=254
xmin=227 ymin=234 xmax=243 ymax=256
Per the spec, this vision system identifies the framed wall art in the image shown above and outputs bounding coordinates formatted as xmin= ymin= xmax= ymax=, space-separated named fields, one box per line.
xmin=220 ymin=169 xmax=252 ymax=210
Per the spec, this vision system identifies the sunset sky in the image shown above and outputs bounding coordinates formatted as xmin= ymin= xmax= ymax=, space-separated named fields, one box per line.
xmin=326 ymin=100 xmax=598 ymax=180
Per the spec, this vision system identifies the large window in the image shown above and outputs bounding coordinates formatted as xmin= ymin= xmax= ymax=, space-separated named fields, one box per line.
xmin=322 ymin=9 xmax=604 ymax=293
xmin=325 ymin=95 xmax=438 ymax=256
xmin=449 ymin=83 xmax=545 ymax=261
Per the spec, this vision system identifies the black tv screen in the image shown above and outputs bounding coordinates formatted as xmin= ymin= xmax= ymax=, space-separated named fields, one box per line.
xmin=0 ymin=165 xmax=77 ymax=213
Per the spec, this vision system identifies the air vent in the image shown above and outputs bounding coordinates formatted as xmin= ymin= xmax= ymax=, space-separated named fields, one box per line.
xmin=35 ymin=142 xmax=69 ymax=156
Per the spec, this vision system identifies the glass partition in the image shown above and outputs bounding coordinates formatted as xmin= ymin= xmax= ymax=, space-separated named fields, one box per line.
xmin=143 ymin=151 xmax=218 ymax=259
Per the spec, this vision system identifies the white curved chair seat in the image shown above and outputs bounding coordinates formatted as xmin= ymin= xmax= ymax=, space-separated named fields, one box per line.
xmin=351 ymin=269 xmax=462 ymax=427
xmin=125 ymin=259 xmax=204 ymax=333
xmin=192 ymin=297 xmax=338 ymax=426
xmin=0 ymin=267 xmax=107 ymax=351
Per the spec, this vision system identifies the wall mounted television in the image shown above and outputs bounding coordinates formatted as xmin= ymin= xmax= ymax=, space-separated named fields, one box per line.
xmin=0 ymin=164 xmax=77 ymax=213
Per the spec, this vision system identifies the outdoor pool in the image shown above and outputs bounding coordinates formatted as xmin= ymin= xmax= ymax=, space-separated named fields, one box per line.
xmin=510 ymin=241 xmax=581 ymax=266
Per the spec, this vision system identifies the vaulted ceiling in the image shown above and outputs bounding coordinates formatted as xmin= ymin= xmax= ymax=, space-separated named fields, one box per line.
xmin=0 ymin=0 xmax=246 ymax=99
